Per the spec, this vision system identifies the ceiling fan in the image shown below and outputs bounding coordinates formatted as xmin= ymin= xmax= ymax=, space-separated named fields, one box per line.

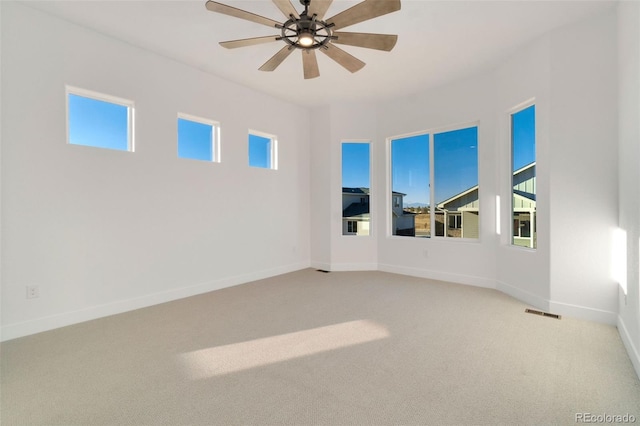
xmin=205 ymin=0 xmax=401 ymax=79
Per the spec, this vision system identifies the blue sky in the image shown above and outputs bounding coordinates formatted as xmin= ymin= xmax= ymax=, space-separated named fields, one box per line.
xmin=391 ymin=134 xmax=430 ymax=205
xmin=342 ymin=143 xmax=370 ymax=188
xmin=343 ymin=110 xmax=535 ymax=208
xmin=178 ymin=118 xmax=213 ymax=161
xmin=71 ymin=92 xmax=534 ymax=200
xmin=434 ymin=127 xmax=478 ymax=203
xmin=249 ymin=133 xmax=271 ymax=168
xmin=512 ymin=105 xmax=536 ymax=171
xmin=68 ymin=94 xmax=129 ymax=151
xmin=343 ymin=132 xmax=479 ymax=207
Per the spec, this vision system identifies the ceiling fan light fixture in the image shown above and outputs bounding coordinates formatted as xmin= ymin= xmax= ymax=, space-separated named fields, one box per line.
xmin=298 ymin=30 xmax=314 ymax=47
xmin=206 ymin=0 xmax=402 ymax=79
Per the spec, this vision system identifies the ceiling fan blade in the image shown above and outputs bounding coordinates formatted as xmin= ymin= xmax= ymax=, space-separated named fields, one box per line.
xmin=302 ymin=49 xmax=320 ymax=79
xmin=332 ymin=32 xmax=397 ymax=51
xmin=220 ymin=36 xmax=280 ymax=49
xmin=326 ymin=0 xmax=401 ymax=31
xmin=308 ymin=0 xmax=333 ymax=20
xmin=259 ymin=46 xmax=295 ymax=71
xmin=272 ymin=0 xmax=300 ymax=19
xmin=320 ymin=44 xmax=365 ymax=73
xmin=205 ymin=1 xmax=282 ymax=29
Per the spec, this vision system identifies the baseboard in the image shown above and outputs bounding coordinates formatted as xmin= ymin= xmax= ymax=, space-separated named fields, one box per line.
xmin=549 ymin=300 xmax=617 ymax=325
xmin=496 ymin=281 xmax=618 ymax=325
xmin=496 ymin=280 xmax=550 ymax=312
xmin=617 ymin=315 xmax=640 ymax=380
xmin=0 ymin=262 xmax=310 ymax=342
xmin=329 ymin=262 xmax=378 ymax=272
xmin=310 ymin=261 xmax=331 ymax=271
xmin=378 ymin=263 xmax=495 ymax=289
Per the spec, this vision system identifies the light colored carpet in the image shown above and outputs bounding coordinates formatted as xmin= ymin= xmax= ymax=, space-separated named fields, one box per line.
xmin=1 ymin=269 xmax=639 ymax=425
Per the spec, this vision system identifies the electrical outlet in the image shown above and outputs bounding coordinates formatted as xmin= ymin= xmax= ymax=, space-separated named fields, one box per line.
xmin=26 ymin=285 xmax=40 ymax=299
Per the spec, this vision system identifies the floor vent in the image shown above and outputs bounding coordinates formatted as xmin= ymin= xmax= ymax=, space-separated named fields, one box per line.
xmin=525 ymin=308 xmax=561 ymax=320
xmin=316 ymin=269 xmax=330 ymax=273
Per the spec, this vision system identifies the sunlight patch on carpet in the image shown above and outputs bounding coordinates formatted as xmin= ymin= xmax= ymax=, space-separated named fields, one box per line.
xmin=179 ymin=320 xmax=389 ymax=378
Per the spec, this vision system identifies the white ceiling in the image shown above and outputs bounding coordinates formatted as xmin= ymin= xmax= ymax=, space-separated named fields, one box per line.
xmin=24 ymin=0 xmax=616 ymax=107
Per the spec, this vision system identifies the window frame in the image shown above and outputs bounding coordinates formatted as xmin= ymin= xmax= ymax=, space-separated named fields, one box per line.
xmin=341 ymin=140 xmax=372 ymax=237
xmin=387 ymin=130 xmax=431 ymax=239
xmin=177 ymin=112 xmax=220 ymax=163
xmin=347 ymin=220 xmax=358 ymax=234
xmin=508 ymin=100 xmax=537 ymax=250
xmin=65 ymin=85 xmax=135 ymax=152
xmin=386 ymin=122 xmax=480 ymax=242
xmin=432 ymin=122 xmax=480 ymax=240
xmin=248 ymin=130 xmax=278 ymax=170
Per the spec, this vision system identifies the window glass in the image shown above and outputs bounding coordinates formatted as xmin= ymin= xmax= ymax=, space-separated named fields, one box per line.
xmin=511 ymin=105 xmax=536 ymax=249
xmin=67 ymin=89 xmax=133 ymax=151
xmin=178 ymin=115 xmax=218 ymax=162
xmin=342 ymin=142 xmax=370 ymax=236
xmin=390 ymin=134 xmax=430 ymax=237
xmin=249 ymin=132 xmax=276 ymax=169
xmin=434 ymin=126 xmax=479 ymax=239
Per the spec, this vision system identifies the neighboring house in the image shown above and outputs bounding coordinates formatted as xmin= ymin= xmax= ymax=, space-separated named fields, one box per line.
xmin=342 ymin=187 xmax=370 ymax=236
xmin=512 ymin=162 xmax=536 ymax=248
xmin=436 ymin=162 xmax=536 ymax=246
xmin=391 ymin=191 xmax=416 ymax=236
xmin=436 ymin=186 xmax=480 ymax=239
xmin=342 ymin=188 xmax=416 ymax=236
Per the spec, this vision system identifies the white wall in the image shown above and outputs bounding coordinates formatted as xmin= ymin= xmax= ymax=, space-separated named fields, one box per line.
xmin=310 ymin=106 xmax=331 ymax=270
xmin=617 ymin=0 xmax=640 ymax=379
xmin=329 ymin=103 xmax=378 ymax=271
xmin=493 ymin=34 xmax=551 ymax=307
xmin=319 ymin=7 xmax=621 ymax=328
xmin=375 ymin=74 xmax=498 ymax=288
xmin=0 ymin=1 xmax=3 ymax=338
xmin=548 ymin=10 xmax=619 ymax=323
xmin=1 ymin=1 xmax=633 ymax=378
xmin=0 ymin=3 xmax=311 ymax=340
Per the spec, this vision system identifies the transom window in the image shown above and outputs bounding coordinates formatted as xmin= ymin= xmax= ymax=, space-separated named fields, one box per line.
xmin=177 ymin=113 xmax=220 ymax=162
xmin=66 ymin=86 xmax=134 ymax=152
xmin=249 ymin=131 xmax=277 ymax=170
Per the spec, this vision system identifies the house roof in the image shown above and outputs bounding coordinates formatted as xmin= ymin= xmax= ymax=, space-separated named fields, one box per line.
xmin=437 ymin=186 xmax=479 ymax=208
xmin=514 ymin=162 xmax=536 ymax=176
xmin=342 ymin=187 xmax=369 ymax=195
xmin=343 ymin=202 xmax=370 ymax=218
xmin=437 ymin=161 xmax=536 ymax=207
xmin=513 ymin=190 xmax=536 ymax=202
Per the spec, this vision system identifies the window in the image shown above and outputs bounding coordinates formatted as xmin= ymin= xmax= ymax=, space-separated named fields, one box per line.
xmin=177 ymin=113 xmax=219 ymax=162
xmin=511 ymin=104 xmax=536 ymax=249
xmin=249 ymin=131 xmax=277 ymax=169
xmin=448 ymin=214 xmax=462 ymax=229
xmin=390 ymin=133 xmax=429 ymax=237
xmin=66 ymin=86 xmax=134 ymax=152
xmin=434 ymin=126 xmax=479 ymax=239
xmin=389 ymin=126 xmax=479 ymax=240
xmin=342 ymin=142 xmax=370 ymax=236
xmin=347 ymin=220 xmax=358 ymax=234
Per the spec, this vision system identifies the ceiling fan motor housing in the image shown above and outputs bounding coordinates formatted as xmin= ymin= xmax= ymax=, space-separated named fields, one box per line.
xmin=206 ymin=0 xmax=401 ymax=78
xmin=280 ymin=9 xmax=334 ymax=50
